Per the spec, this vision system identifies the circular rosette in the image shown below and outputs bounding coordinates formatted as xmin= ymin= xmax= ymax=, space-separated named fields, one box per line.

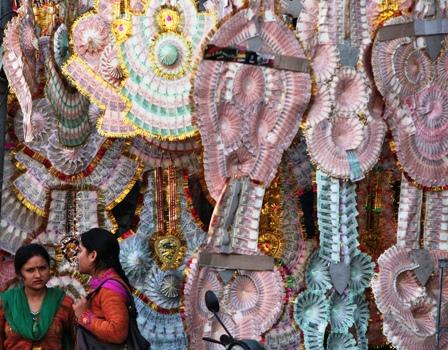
xmin=353 ymin=294 xmax=370 ymax=333
xmin=142 ymin=266 xmax=183 ymax=310
xmin=100 ymin=44 xmax=126 ymax=87
xmin=372 ymin=17 xmax=433 ymax=100
xmin=53 ymin=24 xmax=70 ymax=68
xmin=15 ymin=98 xmax=54 ymax=144
xmin=231 ymin=65 xmax=266 ymax=107
xmin=294 ymin=291 xmax=330 ymax=330
xmin=73 ymin=15 xmax=108 ymax=59
xmin=149 ymin=32 xmax=191 ymax=80
xmin=217 ymin=103 xmax=244 ymax=151
xmin=46 ymin=132 xmax=105 ymax=175
xmin=349 ymin=252 xmax=374 ymax=294
xmin=305 ymin=251 xmax=332 ymax=292
xmin=306 ymin=115 xmax=385 ymax=179
xmin=394 ymin=85 xmax=448 ymax=187
xmin=382 ymin=298 xmax=445 ymax=350
xmin=119 ymin=235 xmax=152 ymax=287
xmin=47 ymin=275 xmax=87 ymax=299
xmin=310 ymin=44 xmax=338 ymax=82
xmin=372 ymin=246 xmax=424 ymax=315
xmin=327 ymin=333 xmax=358 ymax=350
xmin=329 ymin=292 xmax=356 ymax=333
xmin=333 ymin=68 xmax=369 ymax=114
xmin=305 ymin=85 xmax=334 ymax=127
xmin=228 ymin=270 xmax=284 ymax=333
xmin=296 ymin=0 xmax=319 ymax=51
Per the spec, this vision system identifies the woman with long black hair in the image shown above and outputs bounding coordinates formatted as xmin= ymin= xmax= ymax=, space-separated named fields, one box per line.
xmin=73 ymin=228 xmax=132 ymax=346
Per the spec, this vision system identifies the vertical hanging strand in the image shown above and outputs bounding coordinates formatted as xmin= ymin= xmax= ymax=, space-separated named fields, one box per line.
xmin=167 ymin=166 xmax=178 ymax=235
xmin=155 ymin=168 xmax=165 ymax=234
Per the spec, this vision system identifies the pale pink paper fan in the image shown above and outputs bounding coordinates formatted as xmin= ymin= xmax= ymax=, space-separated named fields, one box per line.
xmin=306 ymin=115 xmax=385 ymax=179
xmin=99 ymin=44 xmax=125 ymax=87
xmin=334 ymin=68 xmax=369 ymax=114
xmin=382 ymin=300 xmax=448 ymax=350
xmin=390 ymin=92 xmax=448 ymax=188
xmin=305 ymin=85 xmax=334 ymax=127
xmin=2 ymin=9 xmax=38 ymax=142
xmin=229 ymin=271 xmax=284 ymax=333
xmin=436 ymin=38 xmax=448 ymax=87
xmin=72 ymin=15 xmax=109 ymax=70
xmin=372 ymin=17 xmax=433 ymax=101
xmin=372 ymin=246 xmax=424 ymax=315
xmin=424 ymin=191 xmax=448 ymax=250
xmin=296 ymin=0 xmax=319 ymax=50
xmin=310 ymin=44 xmax=338 ymax=82
xmin=194 ymin=9 xmax=311 ymax=199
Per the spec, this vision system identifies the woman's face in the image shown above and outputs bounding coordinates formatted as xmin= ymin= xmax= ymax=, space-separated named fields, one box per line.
xmin=77 ymin=242 xmax=95 ymax=275
xmin=20 ymin=255 xmax=50 ymax=291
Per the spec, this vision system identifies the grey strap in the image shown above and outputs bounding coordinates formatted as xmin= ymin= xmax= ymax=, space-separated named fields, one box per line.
xmin=377 ymin=18 xmax=448 ymax=41
xmin=198 ymin=252 xmax=275 ymax=271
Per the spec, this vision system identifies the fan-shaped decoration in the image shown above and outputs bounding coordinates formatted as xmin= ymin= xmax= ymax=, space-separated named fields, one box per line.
xmin=2 ymin=0 xmax=39 ymax=142
xmin=310 ymin=45 xmax=339 ymax=83
xmin=372 ymin=245 xmax=424 ymax=315
xmin=53 ymin=24 xmax=70 ymax=68
xmin=306 ymin=116 xmax=386 ymax=180
xmin=194 ymin=8 xmax=311 ymax=200
xmin=327 ymin=332 xmax=358 ymax=350
xmin=329 ymin=292 xmax=356 ymax=333
xmin=353 ymin=294 xmax=370 ymax=349
xmin=349 ymin=252 xmax=374 ymax=295
xmin=14 ymin=98 xmax=54 ymax=145
xmin=294 ymin=290 xmax=330 ymax=330
xmin=333 ymin=68 xmax=369 ymax=114
xmin=99 ymin=43 xmax=125 ymax=87
xmin=119 ymin=235 xmax=152 ymax=288
xmin=142 ymin=266 xmax=183 ymax=310
xmin=65 ymin=0 xmax=216 ymax=140
xmin=306 ymin=85 xmax=334 ymax=127
xmin=305 ymin=251 xmax=332 ymax=292
xmin=296 ymin=0 xmax=319 ymax=50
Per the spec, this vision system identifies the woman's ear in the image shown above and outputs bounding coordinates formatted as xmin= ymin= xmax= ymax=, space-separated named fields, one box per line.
xmin=88 ymin=250 xmax=97 ymax=263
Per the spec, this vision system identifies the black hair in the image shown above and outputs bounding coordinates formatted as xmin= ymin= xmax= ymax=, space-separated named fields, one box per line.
xmin=80 ymin=228 xmax=132 ymax=289
xmin=14 ymin=243 xmax=51 ymax=275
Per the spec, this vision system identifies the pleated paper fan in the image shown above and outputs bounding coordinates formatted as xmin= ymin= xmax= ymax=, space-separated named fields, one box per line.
xmin=390 ymin=85 xmax=448 ymax=188
xmin=296 ymin=0 xmax=319 ymax=50
xmin=353 ymin=294 xmax=370 ymax=334
xmin=2 ymin=1 xmax=39 ymax=142
xmin=53 ymin=24 xmax=70 ymax=68
xmin=427 ymin=250 xmax=448 ymax=302
xmin=306 ymin=115 xmax=385 ymax=180
xmin=294 ymin=291 xmax=330 ymax=330
xmin=134 ymin=296 xmax=188 ymax=350
xmin=302 ymin=322 xmax=326 ymax=350
xmin=142 ymin=266 xmax=183 ymax=310
xmin=305 ymin=251 xmax=332 ymax=292
xmin=228 ymin=270 xmax=284 ymax=333
xmin=119 ymin=235 xmax=152 ymax=288
xmin=14 ymin=98 xmax=54 ymax=145
xmin=329 ymin=291 xmax=356 ymax=333
xmin=372 ymin=245 xmax=424 ymax=315
xmin=327 ymin=332 xmax=358 ymax=350
xmin=310 ymin=44 xmax=339 ymax=83
xmin=349 ymin=251 xmax=374 ymax=295
xmin=333 ymin=68 xmax=369 ymax=114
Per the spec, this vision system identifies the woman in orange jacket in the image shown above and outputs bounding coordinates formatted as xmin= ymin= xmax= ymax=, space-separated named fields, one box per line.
xmin=73 ymin=228 xmax=132 ymax=346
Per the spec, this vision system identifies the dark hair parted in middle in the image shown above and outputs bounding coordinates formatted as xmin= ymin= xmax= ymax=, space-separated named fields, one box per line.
xmin=14 ymin=243 xmax=51 ymax=275
xmin=80 ymin=228 xmax=132 ymax=289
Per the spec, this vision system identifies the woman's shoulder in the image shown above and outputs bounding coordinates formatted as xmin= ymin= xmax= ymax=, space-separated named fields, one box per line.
xmin=99 ymin=279 xmax=129 ymax=299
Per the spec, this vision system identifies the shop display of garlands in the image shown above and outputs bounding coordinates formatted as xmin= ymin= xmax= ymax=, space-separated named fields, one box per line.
xmin=1 ymin=0 xmax=448 ymax=349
